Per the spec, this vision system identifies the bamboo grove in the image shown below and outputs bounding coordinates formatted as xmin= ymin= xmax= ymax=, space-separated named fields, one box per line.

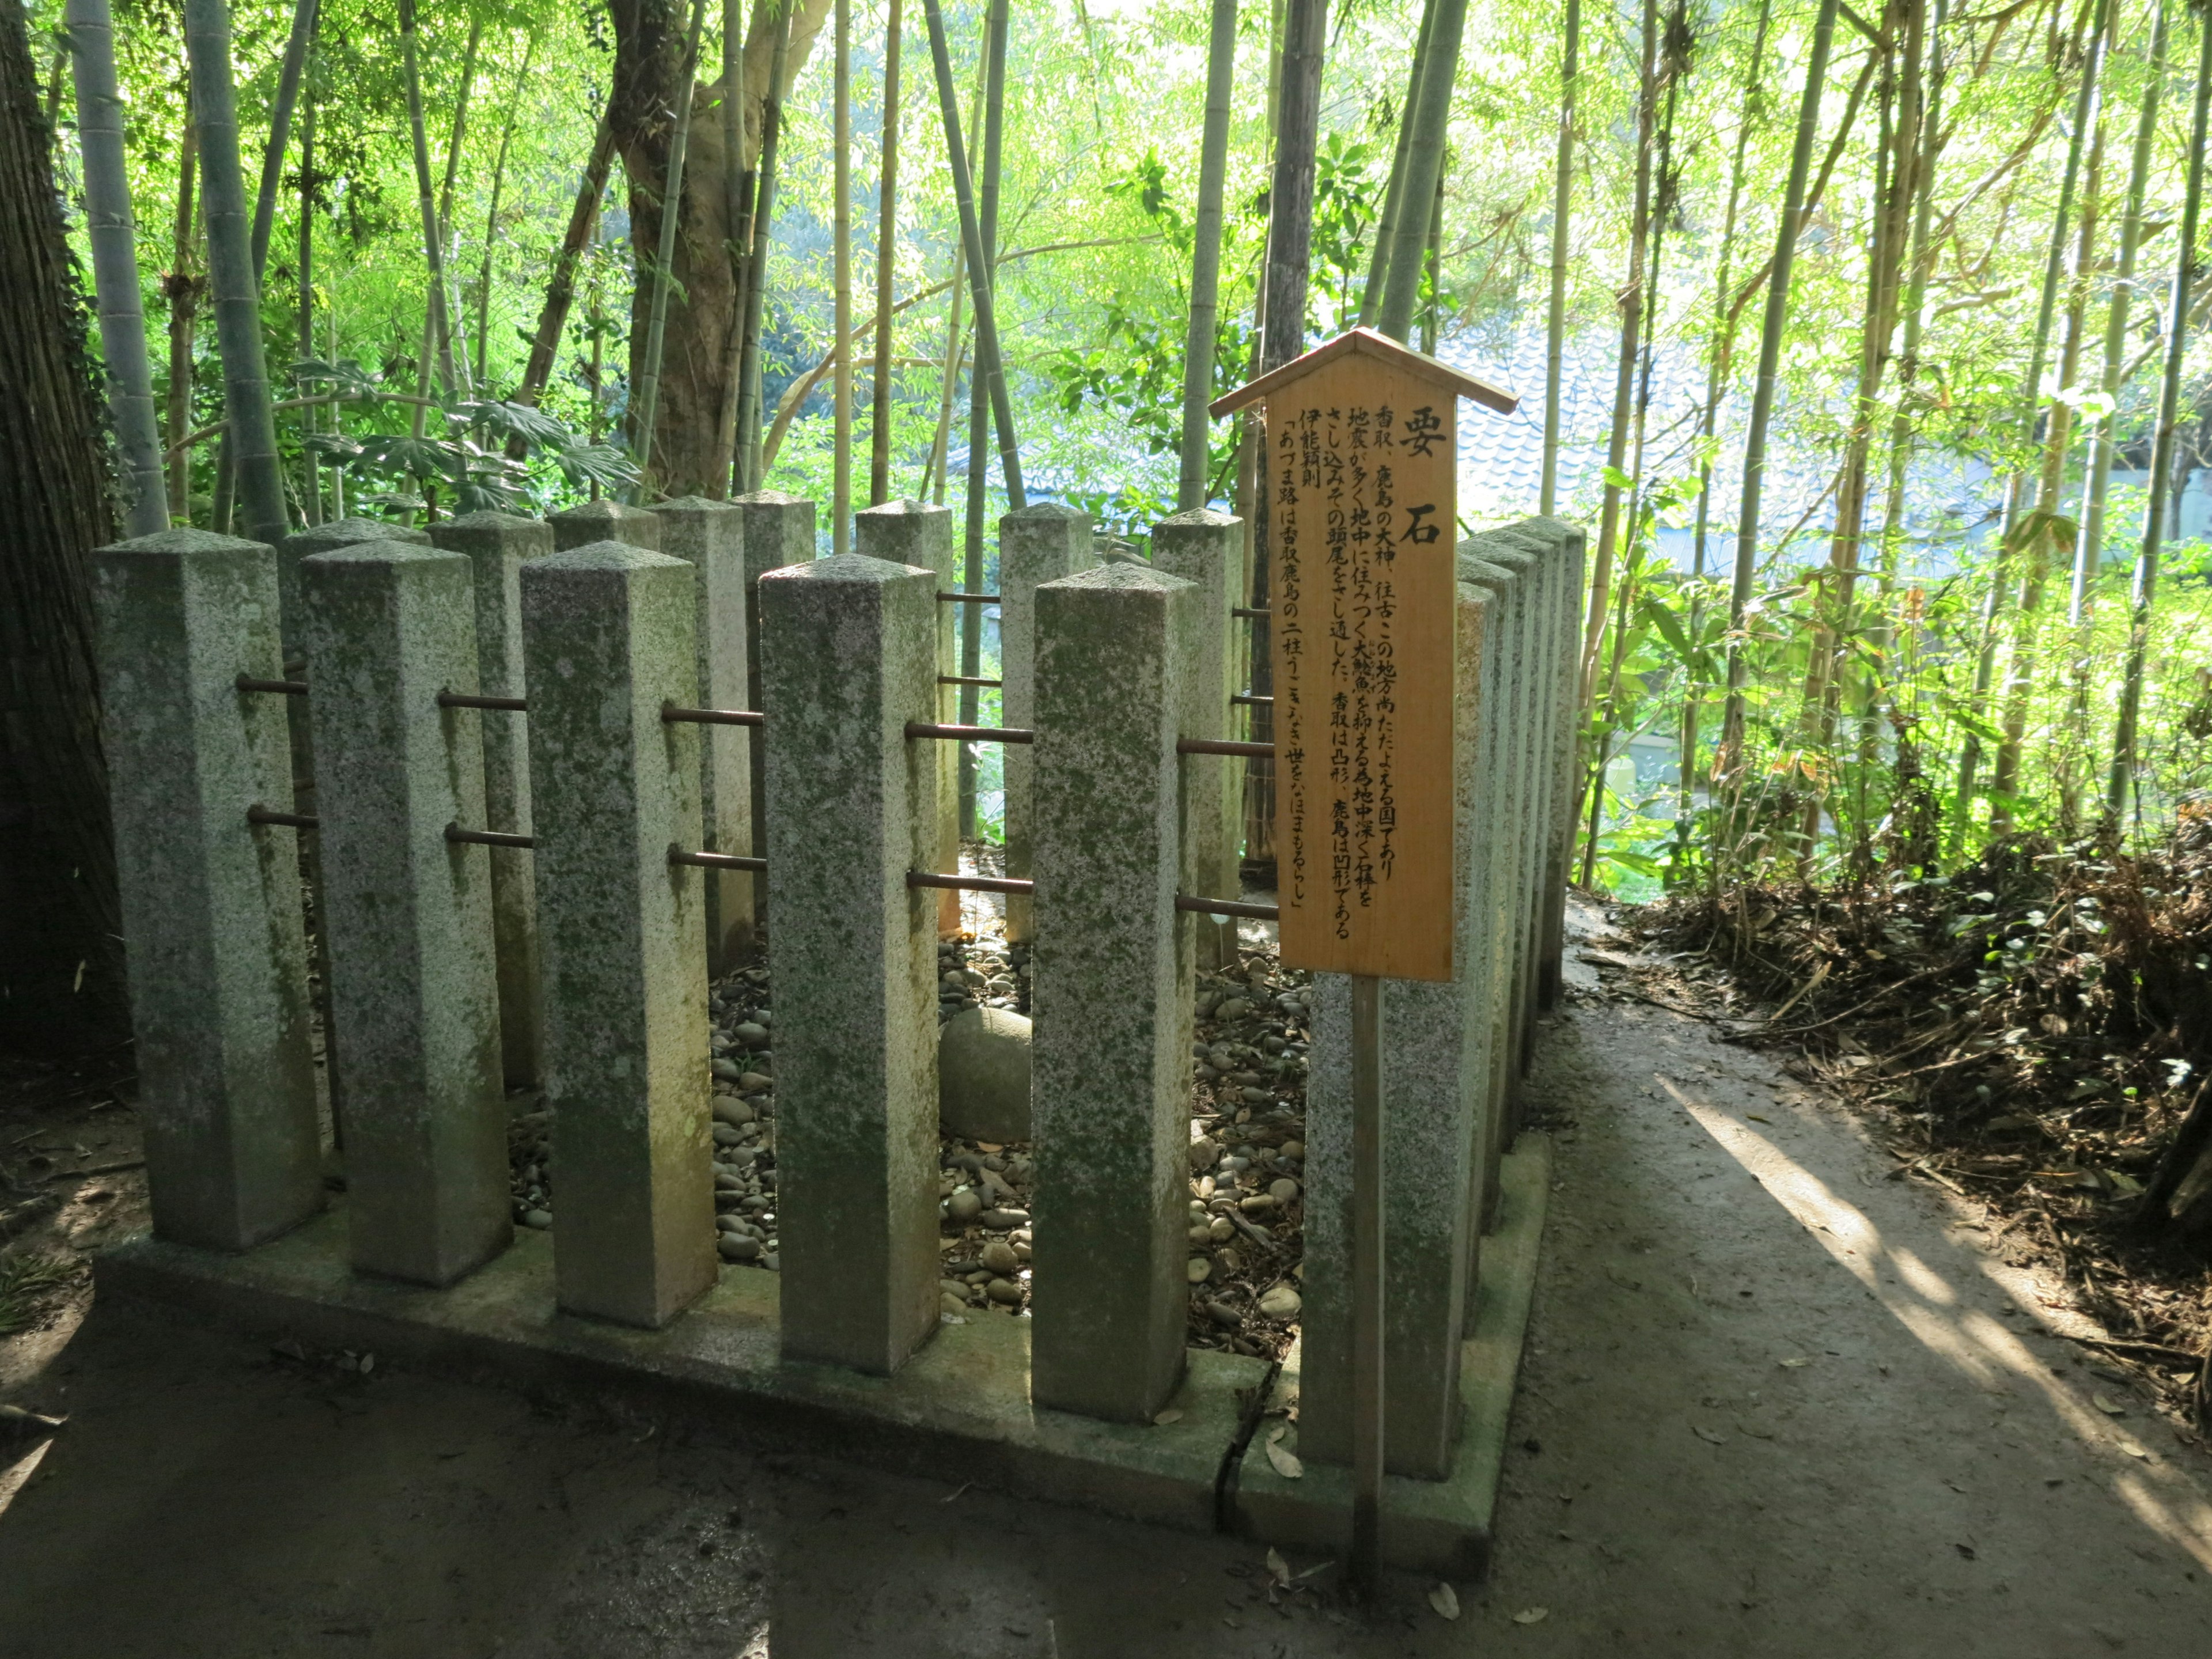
xmin=20 ymin=0 xmax=2212 ymax=893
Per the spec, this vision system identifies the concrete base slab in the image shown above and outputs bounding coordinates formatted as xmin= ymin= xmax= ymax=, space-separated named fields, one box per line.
xmin=1229 ymin=1132 xmax=1551 ymax=1575
xmin=95 ymin=1205 xmax=1267 ymax=1538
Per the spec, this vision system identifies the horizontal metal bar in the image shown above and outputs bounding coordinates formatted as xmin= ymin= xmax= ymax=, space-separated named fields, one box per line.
xmin=936 ymin=591 xmax=1003 ymax=604
xmin=662 ymin=703 xmax=763 ymax=727
xmin=237 ymin=675 xmax=308 ymax=696
xmin=445 ymin=823 xmax=535 ymax=849
xmin=670 ymin=847 xmax=767 ymax=872
xmin=937 ymin=674 xmax=1003 ymax=687
xmin=1232 ymin=606 xmax=1271 ymax=619
xmin=1176 ymin=895 xmax=1282 ymax=922
xmin=906 ymin=721 xmax=1034 ymax=745
xmin=438 ymin=691 xmax=529 ymax=712
xmin=1232 ymin=693 xmax=1273 ymax=706
xmin=907 ymin=870 xmax=1035 ymax=896
xmin=247 ymin=804 xmax=318 ymax=830
xmin=1177 ymin=737 xmax=1275 ymax=759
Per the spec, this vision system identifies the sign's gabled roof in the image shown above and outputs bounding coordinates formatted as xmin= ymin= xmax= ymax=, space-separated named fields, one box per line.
xmin=1207 ymin=327 xmax=1520 ymax=418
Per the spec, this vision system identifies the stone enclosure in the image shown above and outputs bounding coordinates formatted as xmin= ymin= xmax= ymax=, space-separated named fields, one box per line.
xmin=87 ymin=493 xmax=1582 ymax=1571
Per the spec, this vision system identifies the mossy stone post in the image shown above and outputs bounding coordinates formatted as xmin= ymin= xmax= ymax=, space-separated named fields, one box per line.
xmin=428 ymin=510 xmax=551 ymax=1088
xmin=997 ymin=502 xmax=1093 ymax=944
xmin=1456 ymin=547 xmax=1532 ymax=1238
xmin=1302 ymin=566 xmax=1502 ymax=1479
xmin=857 ymin=499 xmax=961 ymax=934
xmin=1030 ymin=563 xmax=1202 ymax=1423
xmin=521 ymin=543 xmax=716 ymax=1328
xmin=1533 ymin=520 xmax=1586 ymax=1010
xmin=274 ymin=518 xmax=431 ymax=1123
xmin=734 ymin=491 xmax=817 ymax=922
xmin=1149 ymin=507 xmax=1244 ymax=968
xmin=657 ymin=497 xmax=755 ymax=971
xmin=548 ymin=498 xmax=660 ymax=552
xmin=89 ymin=529 xmax=322 ymax=1250
xmin=759 ymin=554 xmax=940 ymax=1374
xmin=301 ymin=544 xmax=512 ymax=1286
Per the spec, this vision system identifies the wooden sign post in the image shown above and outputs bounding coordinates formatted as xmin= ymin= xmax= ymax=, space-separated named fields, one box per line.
xmin=1213 ymin=328 xmax=1516 ymax=1599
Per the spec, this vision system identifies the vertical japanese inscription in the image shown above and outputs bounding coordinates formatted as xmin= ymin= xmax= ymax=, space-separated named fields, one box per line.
xmin=1270 ymin=355 xmax=1456 ymax=982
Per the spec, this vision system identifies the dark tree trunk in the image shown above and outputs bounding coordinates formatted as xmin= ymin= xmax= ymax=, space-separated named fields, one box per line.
xmin=0 ymin=2 xmax=126 ymax=1051
xmin=608 ymin=0 xmax=831 ymax=497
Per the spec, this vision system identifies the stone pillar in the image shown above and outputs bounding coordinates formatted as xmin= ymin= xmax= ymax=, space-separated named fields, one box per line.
xmin=301 ymin=544 xmax=511 ymax=1286
xmin=521 ymin=543 xmax=715 ymax=1328
xmin=1300 ymin=564 xmax=1502 ymax=1479
xmin=657 ymin=496 xmax=755 ymax=971
xmin=1532 ymin=519 xmax=1586 ymax=1010
xmin=275 ymin=517 xmax=430 ymax=676
xmin=1148 ymin=508 xmax=1244 ymax=969
xmin=427 ymin=510 xmax=551 ymax=1088
xmin=759 ymin=553 xmax=940 ymax=1374
xmin=734 ymin=491 xmax=817 ymax=920
xmin=89 ymin=529 xmax=322 ymax=1251
xmin=1029 ymin=563 xmax=1202 ymax=1423
xmin=857 ymin=499 xmax=960 ymax=933
xmin=997 ymin=501 xmax=1092 ymax=943
xmin=548 ymin=498 xmax=660 ymax=552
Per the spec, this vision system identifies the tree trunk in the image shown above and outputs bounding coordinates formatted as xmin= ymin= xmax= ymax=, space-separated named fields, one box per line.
xmin=0 ymin=0 xmax=125 ymax=1050
xmin=957 ymin=0 xmax=1011 ymax=833
xmin=164 ymin=117 xmax=199 ymax=520
xmin=2106 ymin=0 xmax=2212 ymax=824
xmin=1358 ymin=0 xmax=1435 ymax=331
xmin=1176 ymin=0 xmax=1238 ymax=511
xmin=612 ymin=0 xmax=833 ymax=499
xmin=1539 ymin=0 xmax=1579 ymax=517
xmin=397 ymin=0 xmax=461 ymax=400
xmin=249 ymin=0 xmax=317 ymax=281
xmin=1244 ymin=0 xmax=1329 ymax=875
xmin=298 ymin=85 xmax=318 ymax=525
xmin=1578 ymin=0 xmax=1661 ymax=707
xmin=1715 ymin=0 xmax=1840 ymax=793
xmin=1990 ymin=0 xmax=2113 ymax=827
xmin=734 ymin=0 xmax=795 ymax=490
xmin=512 ymin=113 xmax=615 ymax=415
xmin=474 ymin=32 xmax=536 ymax=389
xmin=1376 ymin=0 xmax=1468 ymax=341
xmin=633 ymin=0 xmax=711 ymax=488
xmin=67 ymin=0 xmax=166 ymax=536
xmin=2068 ymin=0 xmax=2166 ymax=825
xmin=434 ymin=17 xmax=482 ymax=392
xmin=183 ymin=0 xmax=289 ymax=552
xmin=869 ymin=0 xmax=902 ymax=506
xmin=1679 ymin=0 xmax=1772 ymax=827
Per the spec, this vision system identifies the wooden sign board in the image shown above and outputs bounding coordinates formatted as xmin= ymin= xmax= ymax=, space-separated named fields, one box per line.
xmin=1213 ymin=329 xmax=1516 ymax=983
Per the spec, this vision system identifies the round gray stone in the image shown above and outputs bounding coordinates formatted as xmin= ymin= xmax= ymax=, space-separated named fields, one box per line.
xmin=938 ymin=1003 xmax=1032 ymax=1142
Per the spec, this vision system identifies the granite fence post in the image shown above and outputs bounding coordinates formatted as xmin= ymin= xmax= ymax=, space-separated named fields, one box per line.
xmin=276 ymin=517 xmax=431 ymax=680
xmin=302 ymin=544 xmax=510 ymax=1285
xmin=857 ymin=499 xmax=960 ymax=933
xmin=1148 ymin=508 xmax=1244 ymax=969
xmin=657 ymin=496 xmax=755 ymax=971
xmin=548 ymin=498 xmax=660 ymax=552
xmin=1300 ymin=562 xmax=1502 ymax=1479
xmin=89 ymin=529 xmax=322 ymax=1250
xmin=996 ymin=501 xmax=1093 ymax=944
xmin=1533 ymin=518 xmax=1586 ymax=1010
xmin=521 ymin=543 xmax=716 ymax=1328
xmin=759 ymin=554 xmax=941 ymax=1374
xmin=427 ymin=510 xmax=551 ymax=1088
xmin=734 ymin=491 xmax=817 ymax=922
xmin=1030 ymin=563 xmax=1202 ymax=1423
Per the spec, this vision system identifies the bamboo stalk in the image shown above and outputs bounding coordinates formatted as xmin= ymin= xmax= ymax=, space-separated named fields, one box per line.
xmin=397 ymin=0 xmax=460 ymax=403
xmin=833 ymin=0 xmax=853 ymax=547
xmin=165 ymin=115 xmax=198 ymax=520
xmin=249 ymin=0 xmax=317 ymax=280
xmin=1176 ymin=0 xmax=1239 ymax=512
xmin=869 ymin=0 xmax=903 ymax=506
xmin=1358 ymin=0 xmax=1435 ymax=329
xmin=474 ymin=32 xmax=536 ymax=389
xmin=1539 ymin=0 xmax=1580 ymax=518
xmin=1376 ymin=0 xmax=1468 ymax=340
xmin=957 ymin=0 xmax=1011 ymax=834
xmin=737 ymin=0 xmax=795 ymax=491
xmin=636 ymin=0 xmax=713 ymax=488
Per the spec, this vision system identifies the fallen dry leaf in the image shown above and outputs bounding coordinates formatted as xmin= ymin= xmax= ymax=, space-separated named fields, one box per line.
xmin=2118 ymin=1438 xmax=2151 ymax=1460
xmin=1264 ymin=1426 xmax=1304 ymax=1479
xmin=1778 ymin=1357 xmax=1812 ymax=1369
xmin=1265 ymin=1547 xmax=1291 ymax=1586
xmin=1512 ymin=1607 xmax=1550 ymax=1625
xmin=2092 ymin=1393 xmax=2127 ymax=1416
xmin=1694 ymin=1425 xmax=1726 ymax=1445
xmin=1428 ymin=1583 xmax=1460 ymax=1620
xmin=1747 ymin=1113 xmax=1772 ymax=1124
xmin=1152 ymin=1408 xmax=1184 ymax=1426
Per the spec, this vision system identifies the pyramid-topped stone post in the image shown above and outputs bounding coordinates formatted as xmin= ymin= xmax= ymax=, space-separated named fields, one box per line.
xmin=548 ymin=498 xmax=660 ymax=552
xmin=996 ymin=501 xmax=1092 ymax=943
xmin=1149 ymin=507 xmax=1245 ymax=968
xmin=427 ymin=510 xmax=552 ymax=1086
xmin=90 ymin=528 xmax=323 ymax=1251
xmin=733 ymin=491 xmax=817 ymax=920
xmin=858 ymin=499 xmax=960 ymax=932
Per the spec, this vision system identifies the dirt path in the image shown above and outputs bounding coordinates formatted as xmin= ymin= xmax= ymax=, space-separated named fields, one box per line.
xmin=3 ymin=945 xmax=2208 ymax=1656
